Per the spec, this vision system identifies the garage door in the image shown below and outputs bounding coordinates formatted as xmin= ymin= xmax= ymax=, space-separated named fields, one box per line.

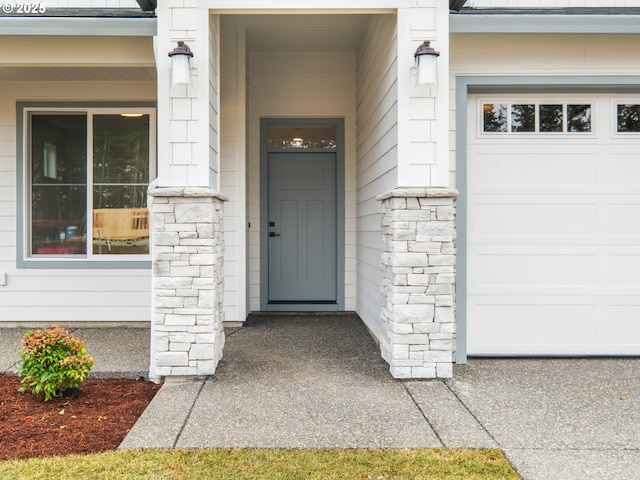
xmin=467 ymin=94 xmax=640 ymax=356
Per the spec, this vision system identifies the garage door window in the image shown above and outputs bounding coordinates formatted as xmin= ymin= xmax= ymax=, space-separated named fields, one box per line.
xmin=617 ymin=104 xmax=640 ymax=133
xmin=483 ymin=102 xmax=592 ymax=134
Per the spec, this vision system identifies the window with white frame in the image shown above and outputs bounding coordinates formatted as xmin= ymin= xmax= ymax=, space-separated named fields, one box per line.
xmin=24 ymin=107 xmax=156 ymax=261
xmin=482 ymin=101 xmax=592 ymax=134
xmin=616 ymin=104 xmax=640 ymax=133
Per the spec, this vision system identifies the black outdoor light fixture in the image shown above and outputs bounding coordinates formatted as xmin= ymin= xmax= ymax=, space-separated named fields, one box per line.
xmin=414 ymin=40 xmax=440 ymax=86
xmin=168 ymin=41 xmax=194 ymax=87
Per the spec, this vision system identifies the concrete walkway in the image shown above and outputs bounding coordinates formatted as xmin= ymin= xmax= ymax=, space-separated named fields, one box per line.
xmin=3 ymin=316 xmax=640 ymax=479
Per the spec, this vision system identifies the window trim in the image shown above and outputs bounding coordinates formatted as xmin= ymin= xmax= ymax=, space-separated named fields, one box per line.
xmin=17 ymin=102 xmax=156 ymax=270
xmin=613 ymin=100 xmax=640 ymax=136
xmin=478 ymin=98 xmax=595 ymax=137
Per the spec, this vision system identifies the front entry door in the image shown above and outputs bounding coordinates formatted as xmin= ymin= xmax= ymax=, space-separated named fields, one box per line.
xmin=268 ymin=152 xmax=337 ymax=304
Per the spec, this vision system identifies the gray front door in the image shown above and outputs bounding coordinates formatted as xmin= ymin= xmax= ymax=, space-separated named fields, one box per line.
xmin=268 ymin=152 xmax=337 ymax=303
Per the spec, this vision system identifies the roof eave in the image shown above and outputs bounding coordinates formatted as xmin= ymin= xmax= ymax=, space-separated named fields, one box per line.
xmin=0 ymin=16 xmax=156 ymax=36
xmin=450 ymin=12 xmax=640 ymax=34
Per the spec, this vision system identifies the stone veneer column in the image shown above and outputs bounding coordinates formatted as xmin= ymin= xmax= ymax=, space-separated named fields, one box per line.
xmin=377 ymin=188 xmax=458 ymax=379
xmin=148 ymin=187 xmax=227 ymax=382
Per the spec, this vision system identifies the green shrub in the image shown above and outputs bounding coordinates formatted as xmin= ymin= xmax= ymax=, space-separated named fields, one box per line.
xmin=18 ymin=326 xmax=94 ymax=401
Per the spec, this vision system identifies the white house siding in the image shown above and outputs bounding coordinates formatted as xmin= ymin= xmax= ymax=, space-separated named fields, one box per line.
xmin=220 ymin=26 xmax=247 ymax=322
xmin=355 ymin=14 xmax=398 ymax=339
xmin=0 ymin=80 xmax=156 ymax=326
xmin=451 ymin=33 xmax=640 ymax=75
xmin=248 ymin=52 xmax=357 ymax=313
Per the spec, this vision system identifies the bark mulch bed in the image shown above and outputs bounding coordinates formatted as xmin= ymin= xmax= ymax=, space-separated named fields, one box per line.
xmin=0 ymin=374 xmax=159 ymax=461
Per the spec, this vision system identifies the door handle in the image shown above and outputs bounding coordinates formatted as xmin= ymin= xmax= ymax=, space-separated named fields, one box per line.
xmin=269 ymin=232 xmax=280 ymax=237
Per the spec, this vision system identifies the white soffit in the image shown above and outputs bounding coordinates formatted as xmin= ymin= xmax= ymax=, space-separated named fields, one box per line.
xmin=222 ymin=14 xmax=375 ymax=53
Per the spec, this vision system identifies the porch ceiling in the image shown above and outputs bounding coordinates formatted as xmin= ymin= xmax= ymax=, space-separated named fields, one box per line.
xmin=222 ymin=14 xmax=374 ymax=53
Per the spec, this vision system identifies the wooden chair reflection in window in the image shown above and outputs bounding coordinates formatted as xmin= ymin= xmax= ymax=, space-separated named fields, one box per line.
xmin=93 ymin=208 xmax=149 ymax=254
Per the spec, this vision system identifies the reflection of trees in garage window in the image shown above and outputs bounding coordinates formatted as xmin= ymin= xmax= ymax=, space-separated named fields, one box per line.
xmin=566 ymin=104 xmax=591 ymax=132
xmin=539 ymin=104 xmax=563 ymax=132
xmin=617 ymin=104 xmax=640 ymax=133
xmin=511 ymin=104 xmax=535 ymax=132
xmin=483 ymin=102 xmax=593 ymax=134
xmin=483 ymin=103 xmax=507 ymax=132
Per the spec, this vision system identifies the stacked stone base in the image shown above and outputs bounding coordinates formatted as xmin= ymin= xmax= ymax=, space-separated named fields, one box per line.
xmin=377 ymin=188 xmax=458 ymax=379
xmin=148 ymin=187 xmax=227 ymax=382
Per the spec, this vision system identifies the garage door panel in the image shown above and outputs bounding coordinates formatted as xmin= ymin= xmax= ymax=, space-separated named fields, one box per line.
xmin=607 ymin=202 xmax=640 ymax=236
xmin=469 ymin=151 xmax=598 ymax=191
xmin=468 ymin=201 xmax=597 ymax=238
xmin=467 ymin=94 xmax=640 ymax=356
xmin=607 ymin=254 xmax=640 ymax=287
xmin=469 ymin=251 xmax=597 ymax=291
xmin=604 ymin=153 xmax=640 ymax=188
xmin=468 ymin=299 xmax=598 ymax=354
xmin=602 ymin=304 xmax=640 ymax=348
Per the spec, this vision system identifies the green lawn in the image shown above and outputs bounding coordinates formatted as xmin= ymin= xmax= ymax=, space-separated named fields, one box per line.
xmin=0 ymin=448 xmax=519 ymax=480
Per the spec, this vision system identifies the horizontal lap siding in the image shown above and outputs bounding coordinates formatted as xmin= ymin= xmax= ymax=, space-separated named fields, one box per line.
xmin=449 ymin=34 xmax=640 ymax=190
xmin=0 ymin=81 xmax=155 ymax=324
xmin=356 ymin=15 xmax=398 ymax=339
xmin=0 ymin=102 xmax=16 ymax=281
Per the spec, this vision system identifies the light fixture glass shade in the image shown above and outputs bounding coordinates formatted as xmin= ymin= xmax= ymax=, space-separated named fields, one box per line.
xmin=416 ymin=52 xmax=438 ymax=86
xmin=414 ymin=40 xmax=439 ymax=87
xmin=171 ymin=54 xmax=191 ymax=87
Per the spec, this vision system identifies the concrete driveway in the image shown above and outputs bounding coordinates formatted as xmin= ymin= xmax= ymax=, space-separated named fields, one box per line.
xmin=3 ymin=317 xmax=640 ymax=479
xmin=445 ymin=358 xmax=640 ymax=480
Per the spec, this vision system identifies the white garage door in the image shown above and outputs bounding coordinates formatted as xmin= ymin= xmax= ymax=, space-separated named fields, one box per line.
xmin=467 ymin=94 xmax=640 ymax=356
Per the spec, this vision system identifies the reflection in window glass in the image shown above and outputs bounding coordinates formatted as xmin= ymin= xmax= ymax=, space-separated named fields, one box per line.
xmin=511 ymin=104 xmax=535 ymax=132
xmin=617 ymin=104 xmax=640 ymax=133
xmin=566 ymin=104 xmax=592 ymax=132
xmin=29 ymin=110 xmax=152 ymax=258
xmin=267 ymin=125 xmax=337 ymax=149
xmin=539 ymin=104 xmax=563 ymax=132
xmin=93 ymin=115 xmax=150 ymax=255
xmin=30 ymin=114 xmax=88 ymax=255
xmin=483 ymin=104 xmax=507 ymax=132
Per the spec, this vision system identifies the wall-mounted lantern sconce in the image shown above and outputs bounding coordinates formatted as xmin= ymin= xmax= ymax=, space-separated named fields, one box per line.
xmin=414 ymin=40 xmax=440 ymax=86
xmin=168 ymin=41 xmax=194 ymax=87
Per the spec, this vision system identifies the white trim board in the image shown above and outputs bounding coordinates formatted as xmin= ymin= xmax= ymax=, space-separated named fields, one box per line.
xmin=0 ymin=17 xmax=156 ymax=36
xmin=450 ymin=13 xmax=640 ymax=34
